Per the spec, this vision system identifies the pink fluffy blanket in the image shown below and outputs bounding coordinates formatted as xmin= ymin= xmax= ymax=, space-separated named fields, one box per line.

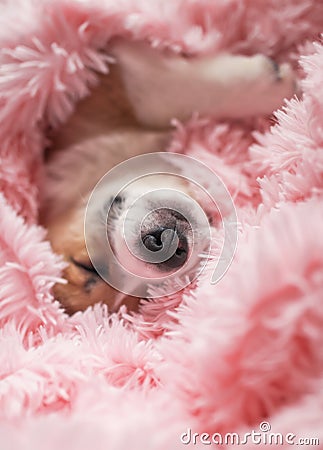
xmin=1 ymin=1 xmax=323 ymax=449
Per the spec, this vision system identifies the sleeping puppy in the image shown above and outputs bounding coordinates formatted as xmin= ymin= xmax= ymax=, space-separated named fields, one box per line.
xmin=40 ymin=39 xmax=296 ymax=314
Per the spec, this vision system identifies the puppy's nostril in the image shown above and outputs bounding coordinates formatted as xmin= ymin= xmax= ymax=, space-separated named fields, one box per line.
xmin=169 ymin=235 xmax=188 ymax=268
xmin=176 ymin=247 xmax=186 ymax=257
xmin=142 ymin=227 xmax=166 ymax=252
xmin=143 ymin=234 xmax=163 ymax=252
xmin=142 ymin=227 xmax=188 ymax=269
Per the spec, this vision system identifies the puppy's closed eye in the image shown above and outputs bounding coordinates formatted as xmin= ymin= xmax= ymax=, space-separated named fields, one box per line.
xmin=71 ymin=257 xmax=98 ymax=275
xmin=70 ymin=257 xmax=101 ymax=294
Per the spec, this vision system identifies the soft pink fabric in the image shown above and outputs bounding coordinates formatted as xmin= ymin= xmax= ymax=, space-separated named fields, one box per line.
xmin=0 ymin=1 xmax=323 ymax=448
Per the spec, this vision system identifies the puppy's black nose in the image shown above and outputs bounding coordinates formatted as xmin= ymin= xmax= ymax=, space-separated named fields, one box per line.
xmin=142 ymin=227 xmax=188 ymax=269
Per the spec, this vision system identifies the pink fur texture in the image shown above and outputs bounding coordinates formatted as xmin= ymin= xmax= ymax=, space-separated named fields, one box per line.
xmin=1 ymin=0 xmax=323 ymax=448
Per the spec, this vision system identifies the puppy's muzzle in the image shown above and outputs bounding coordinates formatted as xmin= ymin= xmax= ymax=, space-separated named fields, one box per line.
xmin=139 ymin=208 xmax=190 ymax=271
